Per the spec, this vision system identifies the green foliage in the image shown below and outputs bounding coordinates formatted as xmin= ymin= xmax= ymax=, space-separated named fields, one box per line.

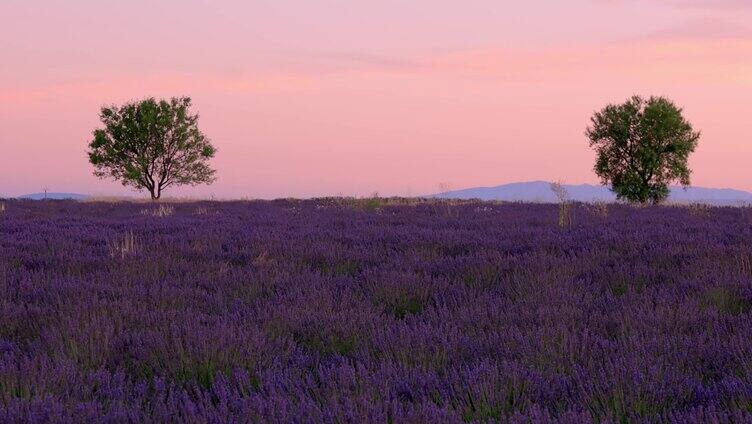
xmin=376 ymin=288 xmax=427 ymax=319
xmin=387 ymin=294 xmax=425 ymax=319
xmin=295 ymin=331 xmax=360 ymax=358
xmin=587 ymin=388 xmax=662 ymax=423
xmin=87 ymin=97 xmax=216 ymax=199
xmin=462 ymin=264 xmax=502 ymax=290
xmin=604 ymin=274 xmax=647 ymax=297
xmin=703 ymin=287 xmax=750 ymax=316
xmin=458 ymin=383 xmax=528 ymax=423
xmin=173 ymin=359 xmax=230 ymax=390
xmin=307 ymin=257 xmax=361 ymax=276
xmin=461 ymin=391 xmax=502 ymax=423
xmin=586 ymin=96 xmax=700 ymax=204
xmin=265 ymin=316 xmax=360 ymax=358
xmin=363 ymin=197 xmax=381 ymax=212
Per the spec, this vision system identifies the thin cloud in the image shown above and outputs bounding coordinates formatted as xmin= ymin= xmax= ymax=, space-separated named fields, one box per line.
xmin=306 ymin=52 xmax=423 ymax=70
xmin=416 ymin=39 xmax=752 ymax=87
xmin=270 ymin=50 xmax=426 ymax=75
xmin=670 ymin=0 xmax=752 ymax=8
xmin=641 ymin=17 xmax=752 ymax=40
xmin=599 ymin=0 xmax=752 ymax=9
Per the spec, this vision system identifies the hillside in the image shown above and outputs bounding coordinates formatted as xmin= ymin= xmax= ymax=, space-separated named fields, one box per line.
xmin=17 ymin=192 xmax=89 ymax=200
xmin=434 ymin=181 xmax=752 ymax=205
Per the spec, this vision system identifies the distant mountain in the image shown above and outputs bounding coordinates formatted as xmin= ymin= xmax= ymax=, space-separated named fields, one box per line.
xmin=17 ymin=192 xmax=89 ymax=200
xmin=433 ymin=181 xmax=752 ymax=205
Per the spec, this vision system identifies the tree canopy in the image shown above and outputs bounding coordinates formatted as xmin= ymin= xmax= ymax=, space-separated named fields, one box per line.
xmin=586 ymin=95 xmax=700 ymax=204
xmin=87 ymin=97 xmax=216 ymax=199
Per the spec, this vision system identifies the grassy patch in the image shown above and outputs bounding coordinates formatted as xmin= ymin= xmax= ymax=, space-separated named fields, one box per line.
xmin=702 ymin=287 xmax=751 ymax=315
xmin=266 ymin=318 xmax=360 ymax=358
xmin=381 ymin=291 xmax=427 ymax=319
xmin=307 ymin=257 xmax=361 ymax=277
xmin=461 ymin=391 xmax=502 ymax=423
xmin=295 ymin=332 xmax=360 ymax=358
xmin=457 ymin=383 xmax=527 ymax=423
xmin=173 ymin=359 xmax=231 ymax=390
xmin=605 ymin=275 xmax=646 ymax=297
xmin=587 ymin=388 xmax=663 ymax=423
xmin=373 ymin=284 xmax=430 ymax=319
xmin=462 ymin=264 xmax=502 ymax=290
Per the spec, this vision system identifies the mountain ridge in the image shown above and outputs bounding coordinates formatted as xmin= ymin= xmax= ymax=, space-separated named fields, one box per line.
xmin=433 ymin=181 xmax=752 ymax=205
xmin=15 ymin=192 xmax=89 ymax=200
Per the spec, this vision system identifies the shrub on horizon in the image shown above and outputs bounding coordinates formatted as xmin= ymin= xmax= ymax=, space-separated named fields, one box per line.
xmin=550 ymin=181 xmax=571 ymax=228
xmin=687 ymin=202 xmax=711 ymax=217
xmin=141 ymin=204 xmax=175 ymax=217
xmin=586 ymin=199 xmax=609 ymax=219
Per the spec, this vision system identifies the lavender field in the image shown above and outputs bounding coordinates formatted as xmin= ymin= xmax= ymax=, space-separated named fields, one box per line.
xmin=1 ymin=199 xmax=752 ymax=423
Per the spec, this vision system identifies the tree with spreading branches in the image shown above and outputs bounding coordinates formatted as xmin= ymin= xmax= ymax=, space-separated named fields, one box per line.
xmin=586 ymin=95 xmax=700 ymax=204
xmin=87 ymin=96 xmax=216 ymax=200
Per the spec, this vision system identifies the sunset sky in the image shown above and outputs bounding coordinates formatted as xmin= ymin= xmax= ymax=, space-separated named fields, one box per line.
xmin=1 ymin=0 xmax=750 ymax=198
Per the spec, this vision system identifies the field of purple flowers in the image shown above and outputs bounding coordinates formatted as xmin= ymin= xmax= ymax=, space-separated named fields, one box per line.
xmin=1 ymin=199 xmax=752 ymax=423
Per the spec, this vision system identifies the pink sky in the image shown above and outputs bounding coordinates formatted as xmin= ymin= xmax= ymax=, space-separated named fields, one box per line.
xmin=1 ymin=0 xmax=750 ymax=198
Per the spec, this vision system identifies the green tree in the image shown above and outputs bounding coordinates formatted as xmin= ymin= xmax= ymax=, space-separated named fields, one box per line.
xmin=87 ymin=97 xmax=216 ymax=200
xmin=586 ymin=95 xmax=700 ymax=204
